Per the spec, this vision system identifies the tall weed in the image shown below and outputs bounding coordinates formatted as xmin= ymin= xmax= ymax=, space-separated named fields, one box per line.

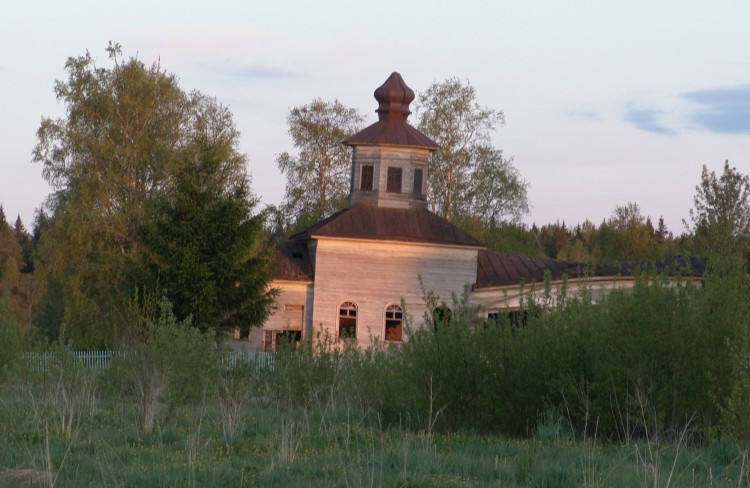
xmin=109 ymin=296 xmax=217 ymax=434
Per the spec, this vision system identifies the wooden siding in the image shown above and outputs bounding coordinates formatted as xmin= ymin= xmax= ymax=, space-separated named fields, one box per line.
xmin=265 ymin=281 xmax=314 ymax=333
xmin=349 ymin=146 xmax=430 ymax=209
xmin=310 ymin=238 xmax=478 ymax=348
xmin=242 ymin=281 xmax=313 ymax=352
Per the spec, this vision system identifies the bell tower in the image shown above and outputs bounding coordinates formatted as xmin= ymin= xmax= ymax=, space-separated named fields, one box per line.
xmin=344 ymin=72 xmax=439 ymax=209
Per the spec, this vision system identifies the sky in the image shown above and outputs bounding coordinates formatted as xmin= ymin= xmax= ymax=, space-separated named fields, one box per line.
xmin=2 ymin=0 xmax=750 ymax=235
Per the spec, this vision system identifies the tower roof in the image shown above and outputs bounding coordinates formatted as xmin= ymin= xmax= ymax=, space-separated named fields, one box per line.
xmin=344 ymin=72 xmax=439 ymax=150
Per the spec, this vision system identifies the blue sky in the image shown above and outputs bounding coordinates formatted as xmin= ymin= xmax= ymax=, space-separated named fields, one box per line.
xmin=2 ymin=0 xmax=750 ymax=234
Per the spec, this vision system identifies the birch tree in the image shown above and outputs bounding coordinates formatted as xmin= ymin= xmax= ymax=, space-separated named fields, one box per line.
xmin=33 ymin=44 xmax=274 ymax=345
xmin=276 ymin=99 xmax=363 ymax=227
xmin=416 ymin=78 xmax=529 ymax=223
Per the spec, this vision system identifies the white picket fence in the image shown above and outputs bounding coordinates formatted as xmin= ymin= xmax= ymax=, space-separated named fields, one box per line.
xmin=24 ymin=350 xmax=276 ymax=372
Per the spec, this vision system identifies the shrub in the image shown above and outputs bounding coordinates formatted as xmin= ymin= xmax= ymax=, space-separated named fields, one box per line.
xmin=111 ymin=296 xmax=217 ymax=434
xmin=359 ymin=266 xmax=747 ymax=442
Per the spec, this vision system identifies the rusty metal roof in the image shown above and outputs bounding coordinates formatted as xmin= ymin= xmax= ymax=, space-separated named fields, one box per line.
xmin=273 ymin=241 xmax=312 ymax=281
xmin=291 ymin=202 xmax=483 ymax=248
xmin=476 ymin=251 xmax=579 ymax=288
xmin=344 ymin=72 xmax=439 ymax=150
xmin=476 ymin=251 xmax=705 ymax=289
xmin=344 ymin=120 xmax=439 ymax=149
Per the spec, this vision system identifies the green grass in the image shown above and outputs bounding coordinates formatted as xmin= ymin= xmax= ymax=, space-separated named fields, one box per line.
xmin=1 ymin=380 xmax=749 ymax=488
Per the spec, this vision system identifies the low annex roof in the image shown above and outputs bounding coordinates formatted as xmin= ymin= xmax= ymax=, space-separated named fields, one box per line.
xmin=273 ymin=241 xmax=312 ymax=281
xmin=290 ymin=202 xmax=484 ymax=248
xmin=475 ymin=251 xmax=705 ymax=289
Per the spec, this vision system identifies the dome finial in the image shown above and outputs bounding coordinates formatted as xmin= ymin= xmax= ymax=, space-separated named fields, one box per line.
xmin=374 ymin=72 xmax=414 ymax=122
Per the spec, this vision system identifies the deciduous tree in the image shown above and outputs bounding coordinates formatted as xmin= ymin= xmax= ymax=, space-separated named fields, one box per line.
xmin=416 ymin=78 xmax=529 ymax=223
xmin=33 ymin=44 xmax=274 ymax=346
xmin=276 ymin=99 xmax=364 ymax=228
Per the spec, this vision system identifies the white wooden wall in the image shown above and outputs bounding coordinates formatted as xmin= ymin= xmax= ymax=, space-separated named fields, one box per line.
xmin=310 ymin=238 xmax=479 ymax=348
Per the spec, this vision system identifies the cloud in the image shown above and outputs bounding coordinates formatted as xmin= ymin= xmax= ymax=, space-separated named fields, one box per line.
xmin=568 ymin=109 xmax=601 ymax=122
xmin=683 ymin=85 xmax=750 ymax=134
xmin=624 ymin=105 xmax=676 ymax=135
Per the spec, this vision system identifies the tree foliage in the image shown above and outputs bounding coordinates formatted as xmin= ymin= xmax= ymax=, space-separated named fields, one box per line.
xmin=0 ymin=207 xmax=36 ymax=327
xmin=32 ymin=43 xmax=274 ymax=346
xmin=276 ymin=99 xmax=364 ymax=228
xmin=416 ymin=78 xmax=529 ymax=223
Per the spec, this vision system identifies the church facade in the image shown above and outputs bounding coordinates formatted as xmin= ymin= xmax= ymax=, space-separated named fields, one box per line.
xmin=240 ymin=73 xmax=703 ymax=352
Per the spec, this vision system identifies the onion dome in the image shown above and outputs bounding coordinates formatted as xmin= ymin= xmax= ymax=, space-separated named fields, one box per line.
xmin=375 ymin=72 xmax=415 ymax=121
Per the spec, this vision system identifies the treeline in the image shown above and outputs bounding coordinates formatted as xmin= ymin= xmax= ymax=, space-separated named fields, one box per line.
xmin=459 ymin=202 xmax=689 ymax=261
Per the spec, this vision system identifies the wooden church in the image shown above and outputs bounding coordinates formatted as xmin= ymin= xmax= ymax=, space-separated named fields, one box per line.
xmin=239 ymin=73 xmax=703 ymax=352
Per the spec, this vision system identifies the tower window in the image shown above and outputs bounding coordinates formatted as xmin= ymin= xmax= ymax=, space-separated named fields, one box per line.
xmin=413 ymin=168 xmax=423 ymax=195
xmin=386 ymin=167 xmax=402 ymax=193
xmin=360 ymin=165 xmax=374 ymax=191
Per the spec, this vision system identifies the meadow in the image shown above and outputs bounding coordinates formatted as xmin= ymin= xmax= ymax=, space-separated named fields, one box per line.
xmin=1 ymin=373 xmax=749 ymax=487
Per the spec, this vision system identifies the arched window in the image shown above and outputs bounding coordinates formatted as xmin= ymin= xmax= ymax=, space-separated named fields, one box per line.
xmin=384 ymin=304 xmax=403 ymax=342
xmin=338 ymin=301 xmax=358 ymax=338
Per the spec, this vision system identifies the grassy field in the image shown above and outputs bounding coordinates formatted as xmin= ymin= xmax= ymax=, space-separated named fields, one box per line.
xmin=1 ymin=376 xmax=749 ymax=488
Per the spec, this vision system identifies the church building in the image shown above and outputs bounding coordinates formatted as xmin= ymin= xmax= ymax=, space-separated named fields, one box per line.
xmin=243 ymin=73 xmax=703 ymax=352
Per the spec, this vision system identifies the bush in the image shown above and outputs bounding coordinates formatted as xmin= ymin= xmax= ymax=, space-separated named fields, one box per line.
xmin=110 ymin=296 xmax=217 ymax=434
xmin=356 ymin=266 xmax=748 ymax=442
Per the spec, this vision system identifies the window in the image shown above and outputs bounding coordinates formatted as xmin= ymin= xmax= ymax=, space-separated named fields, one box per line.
xmin=263 ymin=330 xmax=302 ymax=351
xmin=433 ymin=305 xmax=452 ymax=331
xmin=276 ymin=330 xmax=302 ymax=349
xmin=384 ymin=304 xmax=403 ymax=342
xmin=386 ymin=167 xmax=402 ymax=193
xmin=360 ymin=165 xmax=374 ymax=191
xmin=413 ymin=168 xmax=423 ymax=195
xmin=339 ymin=301 xmax=358 ymax=338
xmin=283 ymin=304 xmax=303 ymax=331
xmin=234 ymin=326 xmax=251 ymax=340
xmin=487 ymin=310 xmax=529 ymax=329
